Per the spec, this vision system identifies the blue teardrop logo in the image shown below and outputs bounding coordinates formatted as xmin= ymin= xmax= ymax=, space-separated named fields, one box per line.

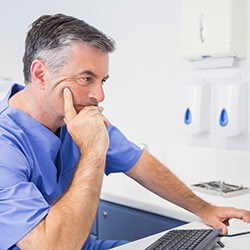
xmin=219 ymin=108 xmax=228 ymax=127
xmin=184 ymin=108 xmax=192 ymax=125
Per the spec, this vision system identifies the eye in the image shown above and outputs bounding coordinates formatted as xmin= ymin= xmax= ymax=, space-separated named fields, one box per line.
xmin=79 ymin=77 xmax=93 ymax=85
xmin=102 ymin=76 xmax=110 ymax=85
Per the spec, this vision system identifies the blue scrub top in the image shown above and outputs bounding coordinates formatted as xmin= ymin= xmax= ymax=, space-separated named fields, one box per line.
xmin=0 ymin=84 xmax=142 ymax=250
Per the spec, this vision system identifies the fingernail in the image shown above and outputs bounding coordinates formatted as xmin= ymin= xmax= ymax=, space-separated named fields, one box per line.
xmin=64 ymin=88 xmax=69 ymax=94
xmin=98 ymin=106 xmax=104 ymax=112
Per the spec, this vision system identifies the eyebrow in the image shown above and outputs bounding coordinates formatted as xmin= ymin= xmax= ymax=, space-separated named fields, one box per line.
xmin=79 ymin=70 xmax=109 ymax=80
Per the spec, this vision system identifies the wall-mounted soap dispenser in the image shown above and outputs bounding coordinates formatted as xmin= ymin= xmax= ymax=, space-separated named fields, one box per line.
xmin=181 ymin=0 xmax=247 ymax=61
xmin=183 ymin=82 xmax=211 ymax=134
xmin=213 ymin=80 xmax=248 ymax=137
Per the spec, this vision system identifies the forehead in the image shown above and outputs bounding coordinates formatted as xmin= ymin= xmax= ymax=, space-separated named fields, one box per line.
xmin=67 ymin=42 xmax=110 ymax=75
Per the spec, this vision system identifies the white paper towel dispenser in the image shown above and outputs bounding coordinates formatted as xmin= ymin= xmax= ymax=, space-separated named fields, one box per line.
xmin=181 ymin=0 xmax=247 ymax=61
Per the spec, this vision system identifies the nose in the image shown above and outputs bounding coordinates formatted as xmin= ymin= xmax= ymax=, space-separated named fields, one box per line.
xmin=88 ymin=83 xmax=105 ymax=104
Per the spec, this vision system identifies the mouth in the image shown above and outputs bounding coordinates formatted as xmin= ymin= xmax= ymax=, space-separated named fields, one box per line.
xmin=75 ymin=104 xmax=85 ymax=113
xmin=75 ymin=103 xmax=98 ymax=113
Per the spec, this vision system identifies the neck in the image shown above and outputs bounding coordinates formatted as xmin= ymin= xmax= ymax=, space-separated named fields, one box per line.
xmin=9 ymin=85 xmax=62 ymax=133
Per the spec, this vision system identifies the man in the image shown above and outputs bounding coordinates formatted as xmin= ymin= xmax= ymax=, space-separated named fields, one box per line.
xmin=0 ymin=13 xmax=249 ymax=250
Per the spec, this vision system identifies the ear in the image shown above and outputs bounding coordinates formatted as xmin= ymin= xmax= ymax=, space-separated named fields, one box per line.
xmin=30 ymin=60 xmax=47 ymax=89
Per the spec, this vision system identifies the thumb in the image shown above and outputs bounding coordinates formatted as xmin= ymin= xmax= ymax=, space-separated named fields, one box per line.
xmin=63 ymin=88 xmax=77 ymax=124
xmin=208 ymin=219 xmax=228 ymax=235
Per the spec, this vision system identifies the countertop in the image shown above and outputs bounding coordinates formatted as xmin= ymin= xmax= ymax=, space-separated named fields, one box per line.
xmin=101 ymin=173 xmax=250 ymax=223
xmin=100 ymin=144 xmax=250 ymax=223
xmin=112 ymin=221 xmax=250 ymax=250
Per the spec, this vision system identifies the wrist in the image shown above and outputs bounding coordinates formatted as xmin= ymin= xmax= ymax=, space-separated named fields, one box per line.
xmin=79 ymin=150 xmax=106 ymax=169
xmin=197 ymin=202 xmax=213 ymax=219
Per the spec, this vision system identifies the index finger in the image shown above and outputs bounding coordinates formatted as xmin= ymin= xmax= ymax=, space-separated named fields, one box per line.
xmin=63 ymin=88 xmax=77 ymax=124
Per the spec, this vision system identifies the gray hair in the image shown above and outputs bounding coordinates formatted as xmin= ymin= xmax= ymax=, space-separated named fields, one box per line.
xmin=23 ymin=14 xmax=115 ymax=84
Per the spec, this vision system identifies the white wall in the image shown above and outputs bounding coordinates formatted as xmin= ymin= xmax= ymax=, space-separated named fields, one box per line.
xmin=0 ymin=0 xmax=250 ymax=155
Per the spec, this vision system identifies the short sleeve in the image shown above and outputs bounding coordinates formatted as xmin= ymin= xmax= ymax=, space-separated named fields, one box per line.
xmin=105 ymin=125 xmax=143 ymax=175
xmin=0 ymin=143 xmax=50 ymax=250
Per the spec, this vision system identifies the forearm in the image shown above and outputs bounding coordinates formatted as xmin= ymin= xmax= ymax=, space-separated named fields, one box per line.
xmin=126 ymin=151 xmax=210 ymax=218
xmin=18 ymin=153 xmax=105 ymax=250
xmin=127 ymin=151 xmax=250 ymax=235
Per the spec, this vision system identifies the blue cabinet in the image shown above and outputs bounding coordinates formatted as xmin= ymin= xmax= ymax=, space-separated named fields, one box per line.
xmin=93 ymin=200 xmax=186 ymax=241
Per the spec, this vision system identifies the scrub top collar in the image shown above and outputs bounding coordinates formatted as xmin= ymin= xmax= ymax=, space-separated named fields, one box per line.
xmin=0 ymin=83 xmax=61 ymax=160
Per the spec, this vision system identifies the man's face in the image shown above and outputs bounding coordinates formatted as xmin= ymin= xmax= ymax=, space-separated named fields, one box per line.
xmin=44 ymin=42 xmax=110 ymax=117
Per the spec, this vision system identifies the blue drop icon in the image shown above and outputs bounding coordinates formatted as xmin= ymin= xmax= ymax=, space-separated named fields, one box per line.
xmin=219 ymin=108 xmax=228 ymax=127
xmin=184 ymin=108 xmax=192 ymax=125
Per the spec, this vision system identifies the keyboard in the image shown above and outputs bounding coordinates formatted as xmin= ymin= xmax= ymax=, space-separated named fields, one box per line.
xmin=144 ymin=229 xmax=224 ymax=250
